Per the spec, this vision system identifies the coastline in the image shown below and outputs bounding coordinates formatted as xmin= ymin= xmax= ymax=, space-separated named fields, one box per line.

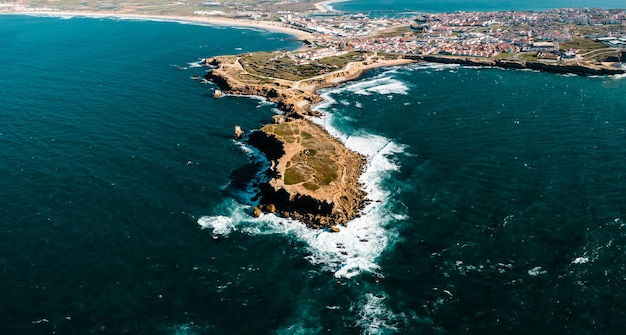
xmin=0 ymin=10 xmax=316 ymax=41
xmin=314 ymin=0 xmax=349 ymax=13
xmin=406 ymin=54 xmax=626 ymax=76
xmin=205 ymin=55 xmax=415 ymax=227
xmin=7 ymin=7 xmax=622 ymax=227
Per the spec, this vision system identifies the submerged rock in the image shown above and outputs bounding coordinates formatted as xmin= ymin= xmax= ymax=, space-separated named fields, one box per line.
xmin=265 ymin=203 xmax=277 ymax=213
xmin=253 ymin=206 xmax=262 ymax=218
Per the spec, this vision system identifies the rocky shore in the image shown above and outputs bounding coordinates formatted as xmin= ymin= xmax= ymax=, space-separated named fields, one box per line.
xmin=204 ymin=56 xmax=405 ymax=228
xmin=204 ymin=51 xmax=623 ymax=229
xmin=247 ymin=119 xmax=367 ymax=228
xmin=406 ymin=54 xmax=626 ymax=76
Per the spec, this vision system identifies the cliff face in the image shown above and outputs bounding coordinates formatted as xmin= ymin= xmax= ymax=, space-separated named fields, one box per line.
xmin=205 ymin=57 xmax=319 ymax=116
xmin=247 ymin=120 xmax=366 ymax=228
xmin=206 ymin=56 xmax=369 ymax=228
xmin=204 ymin=56 xmax=377 ymax=117
xmin=414 ymin=55 xmax=626 ymax=76
xmin=205 ymin=52 xmax=622 ymax=228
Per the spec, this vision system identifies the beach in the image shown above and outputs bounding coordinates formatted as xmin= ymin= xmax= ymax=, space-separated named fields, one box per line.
xmin=314 ymin=0 xmax=349 ymax=12
xmin=0 ymin=9 xmax=316 ymax=41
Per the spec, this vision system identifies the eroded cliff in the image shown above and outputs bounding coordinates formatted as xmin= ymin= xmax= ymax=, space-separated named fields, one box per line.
xmin=205 ymin=56 xmax=372 ymax=228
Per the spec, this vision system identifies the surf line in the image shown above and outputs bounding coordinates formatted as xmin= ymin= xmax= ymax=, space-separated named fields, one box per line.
xmin=203 ymin=53 xmax=415 ymax=230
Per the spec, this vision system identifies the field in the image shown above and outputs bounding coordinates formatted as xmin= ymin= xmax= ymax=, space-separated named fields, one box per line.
xmin=8 ymin=0 xmax=320 ymax=14
xmin=262 ymin=121 xmax=338 ymax=192
xmin=239 ymin=51 xmax=367 ymax=81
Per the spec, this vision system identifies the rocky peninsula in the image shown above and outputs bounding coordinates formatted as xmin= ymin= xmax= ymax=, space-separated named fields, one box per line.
xmin=24 ymin=0 xmax=621 ymax=228
xmin=204 ymin=54 xmax=412 ymax=228
xmin=203 ymin=43 xmax=624 ymax=228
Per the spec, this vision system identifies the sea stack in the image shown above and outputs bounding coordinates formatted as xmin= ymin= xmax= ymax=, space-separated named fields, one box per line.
xmin=234 ymin=125 xmax=244 ymax=140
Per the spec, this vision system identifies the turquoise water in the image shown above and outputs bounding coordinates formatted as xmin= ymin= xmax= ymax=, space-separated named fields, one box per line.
xmin=2 ymin=13 xmax=626 ymax=335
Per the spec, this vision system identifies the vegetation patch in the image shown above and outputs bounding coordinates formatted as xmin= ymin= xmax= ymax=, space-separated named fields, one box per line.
xmin=269 ymin=123 xmax=296 ymax=137
xmin=495 ymin=52 xmax=514 ymax=59
xmin=376 ymin=26 xmax=412 ymax=38
xmin=560 ymin=37 xmax=608 ymax=53
xmin=519 ymin=52 xmax=538 ymax=61
xmin=303 ymin=182 xmax=320 ymax=191
xmin=285 ymin=164 xmax=312 ymax=185
xmin=264 ymin=120 xmax=341 ymax=189
xmin=239 ymin=51 xmax=367 ymax=81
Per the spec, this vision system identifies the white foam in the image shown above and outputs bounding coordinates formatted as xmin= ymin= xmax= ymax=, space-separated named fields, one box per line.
xmin=609 ymin=72 xmax=626 ymax=80
xmin=245 ymin=94 xmax=275 ymax=107
xmin=406 ymin=62 xmax=461 ymax=72
xmin=572 ymin=256 xmax=590 ymax=264
xmin=333 ymin=75 xmax=409 ymax=96
xmin=316 ymin=91 xmax=338 ymax=111
xmin=197 ymin=115 xmax=406 ymax=279
xmin=197 ymin=215 xmax=236 ymax=238
xmin=353 ymin=293 xmax=405 ymax=334
xmin=527 ymin=266 xmax=547 ymax=276
xmin=221 ymin=93 xmax=276 ymax=108
xmin=187 ymin=61 xmax=203 ymax=68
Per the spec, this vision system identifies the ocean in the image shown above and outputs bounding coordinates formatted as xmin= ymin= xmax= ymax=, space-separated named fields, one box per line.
xmin=1 ymin=6 xmax=626 ymax=335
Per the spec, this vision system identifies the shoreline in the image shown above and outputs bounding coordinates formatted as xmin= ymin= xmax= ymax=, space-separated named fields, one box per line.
xmin=406 ymin=54 xmax=626 ymax=76
xmin=314 ymin=0 xmax=349 ymax=13
xmin=204 ymin=54 xmax=415 ymax=227
xmin=0 ymin=10 xmax=316 ymax=41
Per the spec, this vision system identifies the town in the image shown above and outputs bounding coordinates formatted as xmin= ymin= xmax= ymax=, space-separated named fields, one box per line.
xmin=4 ymin=0 xmax=625 ymax=66
xmin=195 ymin=6 xmax=626 ymax=64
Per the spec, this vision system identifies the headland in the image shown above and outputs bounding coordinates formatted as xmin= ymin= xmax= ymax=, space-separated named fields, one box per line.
xmin=6 ymin=0 xmax=625 ymax=228
xmin=205 ymin=54 xmax=412 ymax=228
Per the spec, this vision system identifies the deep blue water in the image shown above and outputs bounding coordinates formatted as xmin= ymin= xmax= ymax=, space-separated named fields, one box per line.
xmin=1 ymin=12 xmax=626 ymax=335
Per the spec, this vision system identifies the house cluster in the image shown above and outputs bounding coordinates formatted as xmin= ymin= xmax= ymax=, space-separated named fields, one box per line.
xmin=280 ymin=14 xmax=408 ymax=38
xmin=290 ymin=47 xmax=349 ymax=63
xmin=203 ymin=6 xmax=626 ymax=59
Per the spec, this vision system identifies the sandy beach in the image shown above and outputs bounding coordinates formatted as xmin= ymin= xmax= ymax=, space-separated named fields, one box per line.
xmin=0 ymin=9 xmax=316 ymax=41
xmin=314 ymin=0 xmax=349 ymax=13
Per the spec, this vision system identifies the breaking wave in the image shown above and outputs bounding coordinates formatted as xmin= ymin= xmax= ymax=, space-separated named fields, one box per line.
xmin=328 ymin=71 xmax=410 ymax=96
xmin=197 ymin=66 xmax=415 ymax=333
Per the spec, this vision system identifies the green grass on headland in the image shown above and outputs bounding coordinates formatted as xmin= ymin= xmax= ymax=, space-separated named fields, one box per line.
xmin=263 ymin=122 xmax=339 ymax=189
xmin=239 ymin=51 xmax=367 ymax=81
xmin=560 ymin=37 xmax=609 ymax=53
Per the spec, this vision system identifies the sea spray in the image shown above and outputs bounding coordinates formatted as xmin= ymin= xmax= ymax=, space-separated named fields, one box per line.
xmin=199 ymin=71 xmax=411 ymax=274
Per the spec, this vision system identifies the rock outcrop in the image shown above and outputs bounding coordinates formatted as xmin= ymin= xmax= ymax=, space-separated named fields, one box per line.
xmin=410 ymin=55 xmax=626 ymax=76
xmin=247 ymin=119 xmax=366 ymax=227
xmin=233 ymin=125 xmax=244 ymax=140
xmin=206 ymin=55 xmax=371 ymax=228
xmin=204 ymin=56 xmax=383 ymax=117
xmin=204 ymin=51 xmax=623 ymax=228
